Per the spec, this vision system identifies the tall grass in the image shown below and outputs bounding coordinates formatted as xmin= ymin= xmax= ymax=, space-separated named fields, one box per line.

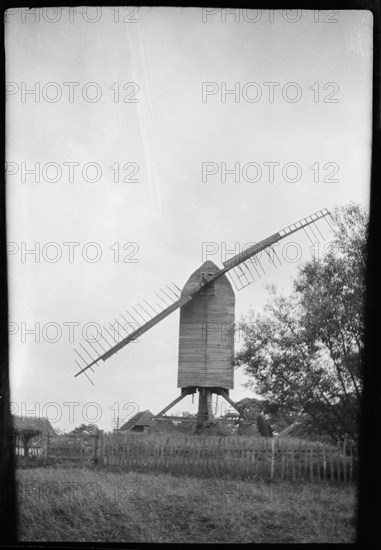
xmin=17 ymin=467 xmax=356 ymax=543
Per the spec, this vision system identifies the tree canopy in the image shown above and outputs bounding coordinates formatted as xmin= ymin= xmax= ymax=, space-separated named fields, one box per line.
xmin=69 ymin=423 xmax=98 ymax=435
xmin=235 ymin=203 xmax=367 ymax=443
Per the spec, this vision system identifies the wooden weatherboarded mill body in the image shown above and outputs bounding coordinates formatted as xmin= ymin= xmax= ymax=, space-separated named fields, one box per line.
xmin=177 ymin=261 xmax=235 ymax=429
xmin=178 ymin=260 xmax=235 ymax=389
xmin=73 ymin=209 xmax=332 ymax=432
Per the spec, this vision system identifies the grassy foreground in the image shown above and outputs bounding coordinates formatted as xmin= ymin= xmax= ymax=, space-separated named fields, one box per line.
xmin=16 ymin=467 xmax=357 ymax=543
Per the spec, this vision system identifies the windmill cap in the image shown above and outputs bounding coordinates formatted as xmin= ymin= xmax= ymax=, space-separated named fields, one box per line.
xmin=199 ymin=260 xmax=220 ymax=273
xmin=181 ymin=260 xmax=234 ymax=296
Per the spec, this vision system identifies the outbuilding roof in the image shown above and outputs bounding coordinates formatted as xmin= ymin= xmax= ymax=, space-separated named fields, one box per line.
xmin=12 ymin=415 xmax=56 ymax=435
xmin=119 ymin=410 xmax=155 ymax=431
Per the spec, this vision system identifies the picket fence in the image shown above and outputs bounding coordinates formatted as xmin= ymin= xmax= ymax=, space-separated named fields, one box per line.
xmin=15 ymin=431 xmax=357 ymax=483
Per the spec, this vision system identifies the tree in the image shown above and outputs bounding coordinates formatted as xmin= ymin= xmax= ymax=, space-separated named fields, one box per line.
xmin=69 ymin=423 xmax=98 ymax=435
xmin=256 ymin=415 xmax=273 ymax=437
xmin=235 ymin=203 xmax=367 ymax=443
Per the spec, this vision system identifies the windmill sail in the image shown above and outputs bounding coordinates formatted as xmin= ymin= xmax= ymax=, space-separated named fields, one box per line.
xmin=221 ymin=208 xmax=332 ymax=290
xmin=74 ymin=282 xmax=186 ymax=377
xmin=74 ymin=208 xmax=332 ymax=380
xmin=221 ymin=209 xmax=330 ymax=271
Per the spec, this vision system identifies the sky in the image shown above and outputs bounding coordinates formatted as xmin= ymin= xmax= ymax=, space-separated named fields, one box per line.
xmin=5 ymin=7 xmax=372 ymax=432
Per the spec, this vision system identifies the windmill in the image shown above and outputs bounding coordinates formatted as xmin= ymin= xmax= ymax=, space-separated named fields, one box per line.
xmin=74 ymin=209 xmax=334 ymax=432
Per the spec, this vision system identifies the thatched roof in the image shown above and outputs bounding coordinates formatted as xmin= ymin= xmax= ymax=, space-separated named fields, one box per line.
xmin=119 ymin=410 xmax=155 ymax=431
xmin=12 ymin=415 xmax=56 ymax=436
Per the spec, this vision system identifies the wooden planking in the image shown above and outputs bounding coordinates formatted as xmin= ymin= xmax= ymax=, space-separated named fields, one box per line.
xmin=19 ymin=431 xmax=357 ymax=483
xmin=178 ymin=261 xmax=235 ymax=389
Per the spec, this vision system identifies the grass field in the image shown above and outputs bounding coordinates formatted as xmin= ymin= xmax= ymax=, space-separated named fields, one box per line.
xmin=16 ymin=466 xmax=357 ymax=543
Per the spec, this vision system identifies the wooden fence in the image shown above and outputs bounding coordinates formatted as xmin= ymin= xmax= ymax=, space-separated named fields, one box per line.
xmin=13 ymin=433 xmax=95 ymax=463
xmin=15 ymin=431 xmax=357 ymax=483
xmin=99 ymin=433 xmax=358 ymax=482
xmin=14 ymin=434 xmax=46 ymax=458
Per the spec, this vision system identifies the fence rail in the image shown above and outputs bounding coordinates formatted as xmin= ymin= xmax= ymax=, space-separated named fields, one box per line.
xmin=13 ymin=431 xmax=358 ymax=482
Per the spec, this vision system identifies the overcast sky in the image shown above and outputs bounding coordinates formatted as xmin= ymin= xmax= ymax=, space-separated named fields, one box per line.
xmin=5 ymin=8 xmax=372 ymax=431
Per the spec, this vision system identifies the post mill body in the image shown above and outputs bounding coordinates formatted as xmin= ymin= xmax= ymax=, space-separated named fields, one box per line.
xmin=177 ymin=261 xmax=235 ymax=429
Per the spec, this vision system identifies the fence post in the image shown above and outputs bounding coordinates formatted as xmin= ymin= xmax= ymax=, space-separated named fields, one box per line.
xmin=309 ymin=448 xmax=313 ymax=482
xmin=343 ymin=439 xmax=347 ymax=482
xmin=270 ymin=438 xmax=275 ymax=480
xmin=349 ymin=440 xmax=353 ymax=481
xmin=322 ymin=445 xmax=327 ymax=482
xmin=93 ymin=431 xmax=98 ymax=464
xmin=98 ymin=430 xmax=104 ymax=465
xmin=336 ymin=440 xmax=341 ymax=482
xmin=291 ymin=447 xmax=296 ymax=481
xmin=43 ymin=433 xmax=49 ymax=463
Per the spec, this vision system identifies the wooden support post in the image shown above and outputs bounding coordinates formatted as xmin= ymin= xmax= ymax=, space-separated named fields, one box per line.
xmin=155 ymin=387 xmax=194 ymax=417
xmin=217 ymin=389 xmax=244 ymax=417
xmin=196 ymin=388 xmax=213 ymax=431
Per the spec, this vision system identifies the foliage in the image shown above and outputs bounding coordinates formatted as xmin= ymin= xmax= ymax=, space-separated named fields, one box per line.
xmin=235 ymin=203 xmax=367 ymax=443
xmin=54 ymin=428 xmax=67 ymax=436
xmin=69 ymin=423 xmax=98 ymax=435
